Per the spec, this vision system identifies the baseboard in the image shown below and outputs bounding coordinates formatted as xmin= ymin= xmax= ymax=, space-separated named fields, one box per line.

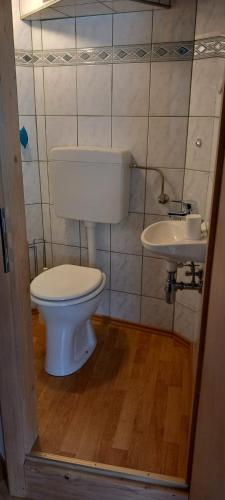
xmin=92 ymin=314 xmax=191 ymax=347
xmin=32 ymin=309 xmax=191 ymax=347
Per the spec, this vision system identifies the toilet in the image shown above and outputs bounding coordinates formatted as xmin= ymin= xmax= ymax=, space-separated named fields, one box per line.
xmin=31 ymin=147 xmax=131 ymax=376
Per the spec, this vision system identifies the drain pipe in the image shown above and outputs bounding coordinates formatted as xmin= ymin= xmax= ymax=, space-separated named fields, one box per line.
xmin=165 ymin=262 xmax=204 ymax=304
xmin=165 ymin=270 xmax=177 ymax=304
xmin=85 ymin=221 xmax=97 ymax=268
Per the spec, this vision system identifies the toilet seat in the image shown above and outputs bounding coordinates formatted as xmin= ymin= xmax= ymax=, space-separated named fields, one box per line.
xmin=31 ymin=264 xmax=106 ymax=306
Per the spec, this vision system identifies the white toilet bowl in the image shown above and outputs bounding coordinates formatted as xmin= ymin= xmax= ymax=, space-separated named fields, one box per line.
xmin=31 ymin=264 xmax=106 ymax=376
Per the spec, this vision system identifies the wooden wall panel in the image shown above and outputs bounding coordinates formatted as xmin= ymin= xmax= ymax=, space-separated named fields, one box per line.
xmin=25 ymin=458 xmax=188 ymax=500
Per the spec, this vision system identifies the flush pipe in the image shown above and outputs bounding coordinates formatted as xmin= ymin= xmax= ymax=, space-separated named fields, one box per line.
xmin=84 ymin=221 xmax=97 ymax=268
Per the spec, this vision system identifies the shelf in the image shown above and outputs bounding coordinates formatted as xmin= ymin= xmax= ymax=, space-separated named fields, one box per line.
xmin=20 ymin=0 xmax=170 ymax=21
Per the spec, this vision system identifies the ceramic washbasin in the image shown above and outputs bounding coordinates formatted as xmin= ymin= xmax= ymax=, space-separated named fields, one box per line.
xmin=141 ymin=220 xmax=207 ymax=263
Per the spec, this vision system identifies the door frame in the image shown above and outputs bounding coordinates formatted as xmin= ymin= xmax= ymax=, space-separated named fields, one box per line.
xmin=188 ymin=75 xmax=225 ymax=499
xmin=1 ymin=1 xmax=225 ymax=499
xmin=0 ymin=0 xmax=37 ymax=497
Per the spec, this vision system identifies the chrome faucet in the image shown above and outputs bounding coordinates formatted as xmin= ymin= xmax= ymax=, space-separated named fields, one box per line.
xmin=168 ymin=200 xmax=198 ymax=219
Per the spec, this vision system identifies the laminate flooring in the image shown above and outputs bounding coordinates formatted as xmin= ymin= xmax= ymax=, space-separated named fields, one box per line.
xmin=32 ymin=314 xmax=193 ymax=479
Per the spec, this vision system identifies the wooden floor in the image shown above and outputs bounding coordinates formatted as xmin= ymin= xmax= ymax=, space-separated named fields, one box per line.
xmin=32 ymin=314 xmax=193 ymax=480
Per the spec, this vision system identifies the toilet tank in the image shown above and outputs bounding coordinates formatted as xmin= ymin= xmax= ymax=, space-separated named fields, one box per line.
xmin=49 ymin=147 xmax=131 ymax=224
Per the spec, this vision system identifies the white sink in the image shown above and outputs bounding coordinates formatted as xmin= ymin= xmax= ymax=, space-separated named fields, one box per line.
xmin=141 ymin=220 xmax=207 ymax=263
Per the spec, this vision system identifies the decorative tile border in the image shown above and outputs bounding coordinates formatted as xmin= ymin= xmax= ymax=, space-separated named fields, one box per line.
xmin=15 ymin=45 xmax=151 ymax=66
xmin=15 ymin=50 xmax=37 ymax=65
xmin=15 ymin=38 xmax=225 ymax=67
xmin=194 ymin=36 xmax=225 ymax=59
xmin=152 ymin=41 xmax=194 ymax=62
xmin=77 ymin=47 xmax=113 ymax=64
xmin=113 ymin=45 xmax=151 ymax=63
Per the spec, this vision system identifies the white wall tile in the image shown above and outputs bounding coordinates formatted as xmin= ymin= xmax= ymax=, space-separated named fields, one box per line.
xmin=150 ymin=61 xmax=192 ymax=116
xmin=195 ymin=0 xmax=225 ymax=39
xmin=76 ymin=15 xmax=112 ymax=48
xmin=112 ymin=116 xmax=148 ymax=165
xmin=46 ymin=116 xmax=77 ymax=156
xmin=142 ymin=256 xmax=167 ymax=300
xmin=80 ymin=221 xmax=110 ymax=251
xmin=13 ymin=15 xmax=32 ymax=50
xmin=183 ymin=169 xmax=209 ymax=219
xmin=45 ymin=242 xmax=53 ymax=269
xmin=111 ymin=252 xmax=142 ymax=294
xmin=186 ymin=117 xmax=215 ymax=172
xmin=22 ymin=162 xmax=41 ymax=204
xmin=42 ymin=19 xmax=76 ymax=50
xmin=210 ymin=117 xmax=220 ymax=176
xmin=113 ymin=11 xmax=152 ymax=45
xmin=34 ymin=67 xmax=45 ymax=115
xmin=77 ymin=65 xmax=112 ymax=115
xmin=111 ymin=213 xmax=144 ymax=255
xmin=190 ymin=59 xmax=225 ymax=117
xmin=78 ymin=117 xmax=111 ymax=148
xmin=52 ymin=244 xmax=80 ymax=266
xmin=152 ymin=0 xmax=196 ymax=42
xmin=129 ymin=168 xmax=146 ymax=214
xmin=110 ymin=291 xmax=141 ymax=322
xmin=141 ymin=296 xmax=173 ymax=330
xmin=37 ymin=242 xmax=46 ymax=273
xmin=81 ymin=248 xmax=111 ymax=289
xmin=50 ymin=205 xmax=80 ymax=246
xmin=205 ymin=175 xmax=214 ymax=225
xmin=19 ymin=116 xmax=38 ymax=162
xmin=42 ymin=204 xmax=51 ymax=241
xmin=148 ymin=117 xmax=188 ymax=169
xmin=29 ymin=241 xmax=46 ymax=278
xmin=16 ymin=67 xmax=35 ymax=115
xmin=174 ymin=302 xmax=201 ymax=342
xmin=25 ymin=204 xmax=43 ymax=243
xmin=44 ymin=66 xmax=77 ymax=115
xmin=48 ymin=162 xmax=54 ymax=205
xmin=145 ymin=168 xmax=184 ymax=216
xmin=112 ymin=63 xmax=150 ymax=116
xmin=32 ymin=20 xmax=42 ymax=50
xmin=96 ymin=290 xmax=110 ymax=316
xmin=39 ymin=162 xmax=49 ymax=203
xmin=37 ymin=116 xmax=47 ymax=161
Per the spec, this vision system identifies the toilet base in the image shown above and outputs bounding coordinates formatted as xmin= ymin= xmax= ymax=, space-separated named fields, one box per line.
xmin=44 ymin=318 xmax=97 ymax=377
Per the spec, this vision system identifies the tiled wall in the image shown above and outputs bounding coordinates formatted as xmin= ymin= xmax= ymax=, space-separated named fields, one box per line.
xmin=174 ymin=0 xmax=225 ymax=340
xmin=12 ymin=0 xmax=225 ymax=338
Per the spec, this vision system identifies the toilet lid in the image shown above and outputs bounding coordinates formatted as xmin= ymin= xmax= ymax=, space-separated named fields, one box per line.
xmin=30 ymin=264 xmax=103 ymax=301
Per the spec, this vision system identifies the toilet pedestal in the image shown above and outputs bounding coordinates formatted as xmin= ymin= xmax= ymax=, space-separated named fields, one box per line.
xmin=44 ymin=318 xmax=97 ymax=377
